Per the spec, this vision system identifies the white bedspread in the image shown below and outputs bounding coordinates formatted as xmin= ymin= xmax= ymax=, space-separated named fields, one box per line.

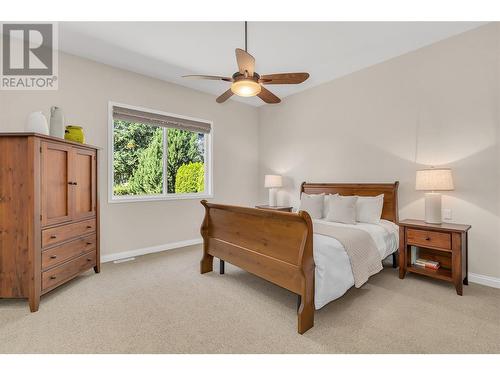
xmin=313 ymin=219 xmax=399 ymax=309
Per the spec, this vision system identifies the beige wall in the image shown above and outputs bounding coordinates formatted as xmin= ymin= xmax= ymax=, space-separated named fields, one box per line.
xmin=259 ymin=23 xmax=500 ymax=279
xmin=0 ymin=52 xmax=259 ymax=257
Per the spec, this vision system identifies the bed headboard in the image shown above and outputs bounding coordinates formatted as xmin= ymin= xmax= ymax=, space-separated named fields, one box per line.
xmin=300 ymin=182 xmax=399 ymax=223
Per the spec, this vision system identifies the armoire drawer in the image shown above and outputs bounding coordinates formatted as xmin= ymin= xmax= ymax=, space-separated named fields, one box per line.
xmin=42 ymin=234 xmax=96 ymax=270
xmin=42 ymin=218 xmax=96 ymax=248
xmin=42 ymin=250 xmax=96 ymax=292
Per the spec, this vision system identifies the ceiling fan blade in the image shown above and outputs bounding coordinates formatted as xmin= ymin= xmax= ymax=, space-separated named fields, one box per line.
xmin=258 ymin=86 xmax=281 ymax=104
xmin=216 ymin=89 xmax=234 ymax=103
xmin=235 ymin=48 xmax=255 ymax=76
xmin=259 ymin=73 xmax=310 ymax=84
xmin=182 ymin=75 xmax=233 ymax=82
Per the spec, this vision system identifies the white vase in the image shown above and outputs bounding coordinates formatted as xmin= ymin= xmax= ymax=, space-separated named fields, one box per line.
xmin=25 ymin=111 xmax=49 ymax=135
xmin=49 ymin=106 xmax=65 ymax=138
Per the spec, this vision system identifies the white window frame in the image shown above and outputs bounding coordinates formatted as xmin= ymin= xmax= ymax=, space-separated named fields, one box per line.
xmin=108 ymin=101 xmax=214 ymax=203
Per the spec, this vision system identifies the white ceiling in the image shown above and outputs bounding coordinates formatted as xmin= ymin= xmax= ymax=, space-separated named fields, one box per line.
xmin=59 ymin=22 xmax=485 ymax=106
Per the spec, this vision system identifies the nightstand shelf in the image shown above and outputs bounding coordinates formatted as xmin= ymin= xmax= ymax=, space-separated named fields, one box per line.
xmin=399 ymin=219 xmax=471 ymax=295
xmin=407 ymin=265 xmax=452 ymax=282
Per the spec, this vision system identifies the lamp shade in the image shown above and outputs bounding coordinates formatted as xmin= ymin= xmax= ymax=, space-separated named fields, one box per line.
xmin=416 ymin=168 xmax=454 ymax=191
xmin=264 ymin=174 xmax=282 ymax=188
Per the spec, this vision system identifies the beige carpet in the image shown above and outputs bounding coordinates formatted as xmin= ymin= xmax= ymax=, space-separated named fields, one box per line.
xmin=1 ymin=244 xmax=499 ymax=353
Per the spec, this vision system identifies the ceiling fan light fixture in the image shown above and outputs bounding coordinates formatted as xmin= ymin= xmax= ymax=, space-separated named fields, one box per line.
xmin=230 ymin=79 xmax=261 ymax=97
xmin=182 ymin=21 xmax=309 ymax=104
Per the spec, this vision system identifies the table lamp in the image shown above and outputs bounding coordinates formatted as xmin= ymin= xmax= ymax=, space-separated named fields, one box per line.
xmin=264 ymin=175 xmax=282 ymax=207
xmin=415 ymin=168 xmax=454 ymax=224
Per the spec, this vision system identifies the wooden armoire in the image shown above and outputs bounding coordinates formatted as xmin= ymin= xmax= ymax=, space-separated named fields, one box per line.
xmin=0 ymin=133 xmax=100 ymax=312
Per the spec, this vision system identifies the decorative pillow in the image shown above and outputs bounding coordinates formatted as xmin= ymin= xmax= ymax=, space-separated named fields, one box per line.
xmin=323 ymin=193 xmax=339 ymax=218
xmin=298 ymin=193 xmax=325 ymax=219
xmin=356 ymin=194 xmax=384 ymax=224
xmin=326 ymin=195 xmax=358 ymax=224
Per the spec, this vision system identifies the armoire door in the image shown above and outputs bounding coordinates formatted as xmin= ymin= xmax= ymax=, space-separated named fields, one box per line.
xmin=71 ymin=147 xmax=96 ymax=221
xmin=41 ymin=142 xmax=73 ymax=227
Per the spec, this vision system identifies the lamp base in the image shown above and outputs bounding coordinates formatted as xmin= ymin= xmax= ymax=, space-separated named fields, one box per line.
xmin=268 ymin=188 xmax=278 ymax=207
xmin=424 ymin=192 xmax=442 ymax=224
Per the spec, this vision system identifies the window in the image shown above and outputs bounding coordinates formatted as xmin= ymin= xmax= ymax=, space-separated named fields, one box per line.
xmin=108 ymin=103 xmax=212 ymax=202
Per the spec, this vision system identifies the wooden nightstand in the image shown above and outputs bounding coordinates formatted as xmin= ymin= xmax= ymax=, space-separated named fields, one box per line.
xmin=255 ymin=205 xmax=293 ymax=212
xmin=398 ymin=219 xmax=471 ymax=295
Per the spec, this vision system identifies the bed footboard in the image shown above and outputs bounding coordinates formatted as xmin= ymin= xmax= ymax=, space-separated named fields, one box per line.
xmin=200 ymin=200 xmax=315 ymax=334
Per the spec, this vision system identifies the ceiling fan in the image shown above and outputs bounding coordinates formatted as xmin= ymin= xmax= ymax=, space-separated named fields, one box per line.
xmin=182 ymin=22 xmax=310 ymax=104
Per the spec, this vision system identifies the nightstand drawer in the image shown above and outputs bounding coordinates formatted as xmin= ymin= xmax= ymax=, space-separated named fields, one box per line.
xmin=407 ymin=228 xmax=451 ymax=250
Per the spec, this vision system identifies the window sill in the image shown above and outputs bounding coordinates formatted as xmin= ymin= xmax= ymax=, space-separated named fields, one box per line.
xmin=108 ymin=193 xmax=213 ymax=204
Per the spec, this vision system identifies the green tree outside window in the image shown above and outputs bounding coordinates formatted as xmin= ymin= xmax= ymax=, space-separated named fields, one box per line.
xmin=113 ymin=120 xmax=205 ymax=196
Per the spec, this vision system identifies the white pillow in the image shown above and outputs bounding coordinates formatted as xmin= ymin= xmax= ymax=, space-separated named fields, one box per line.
xmin=356 ymin=194 xmax=384 ymax=224
xmin=326 ymin=195 xmax=358 ymax=224
xmin=298 ymin=193 xmax=325 ymax=219
xmin=323 ymin=193 xmax=339 ymax=218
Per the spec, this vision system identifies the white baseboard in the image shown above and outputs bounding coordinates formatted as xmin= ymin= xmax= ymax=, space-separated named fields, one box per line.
xmin=469 ymin=273 xmax=500 ymax=289
xmin=101 ymin=238 xmax=202 ymax=263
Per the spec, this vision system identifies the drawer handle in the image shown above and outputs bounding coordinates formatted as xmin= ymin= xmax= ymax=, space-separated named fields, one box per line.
xmin=87 ymin=258 xmax=92 ymax=262
xmin=50 ymin=235 xmax=57 ymax=239
xmin=50 ymin=275 xmax=57 ymax=280
xmin=50 ymin=255 xmax=57 ymax=259
xmin=86 ymin=225 xmax=92 ymax=229
xmin=425 ymin=237 xmax=431 ymax=241
xmin=86 ymin=242 xmax=92 ymax=245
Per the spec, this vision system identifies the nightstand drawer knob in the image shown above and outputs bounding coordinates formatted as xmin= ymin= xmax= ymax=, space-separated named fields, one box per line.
xmin=425 ymin=237 xmax=431 ymax=241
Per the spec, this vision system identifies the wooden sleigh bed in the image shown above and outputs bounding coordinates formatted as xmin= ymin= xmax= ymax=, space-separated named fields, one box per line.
xmin=200 ymin=182 xmax=399 ymax=334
